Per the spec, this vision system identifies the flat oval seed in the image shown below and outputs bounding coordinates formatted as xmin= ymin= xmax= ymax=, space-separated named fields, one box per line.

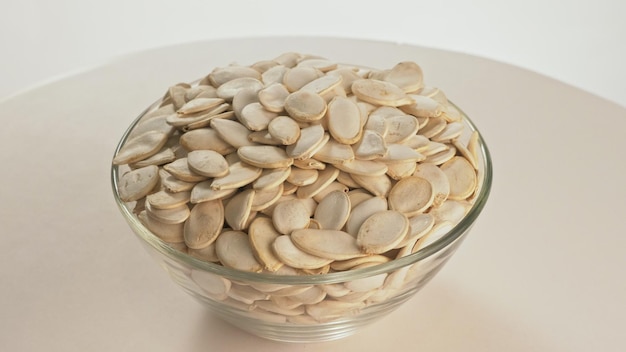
xmin=432 ymin=121 xmax=464 ymax=142
xmin=113 ymin=131 xmax=168 ymax=165
xmin=296 ymin=165 xmax=339 ymax=199
xmin=138 ymin=210 xmax=184 ymax=243
xmin=210 ymin=118 xmax=257 ymax=148
xmin=272 ymin=199 xmax=310 ymax=235
xmin=327 ymin=67 xmax=362 ymax=94
xmin=327 ymin=96 xmax=362 ymax=145
xmin=380 ymin=144 xmax=426 ymax=163
xmin=224 ymin=189 xmax=255 ymax=230
xmin=388 ymin=176 xmax=434 ymax=217
xmin=353 ymin=130 xmax=387 ymax=160
xmin=351 ymin=173 xmax=392 ymax=197
xmin=296 ymin=58 xmax=337 ymax=72
xmin=262 ymin=65 xmax=289 ymax=85
xmin=147 ymin=190 xmax=191 ymax=210
xmin=208 ymin=66 xmax=262 ymax=87
xmin=177 ymin=98 xmax=225 ymax=115
xmin=334 ymin=159 xmax=388 ymax=176
xmin=429 ymin=200 xmax=470 ymax=224
xmin=351 ymin=79 xmax=413 ymax=107
xmin=383 ymin=61 xmax=424 ymax=93
xmin=363 ymin=114 xmax=388 ymax=137
xmin=233 ymin=88 xmax=260 ymax=121
xmin=312 ymin=181 xmax=348 ymax=203
xmin=385 ymin=115 xmax=419 ymax=144
xmin=345 ymin=196 xmax=388 ymax=236
xmin=146 ymin=202 xmax=190 ymax=225
xmin=186 ymin=150 xmax=229 ymax=177
xmin=248 ymin=217 xmax=284 ymax=271
xmin=286 ymin=124 xmax=325 ymax=159
xmin=118 ymin=165 xmax=159 ymax=202
xmin=284 ymin=91 xmax=327 ymax=122
xmin=313 ymin=190 xmax=351 ymax=230
xmin=291 ymin=229 xmax=364 ymax=260
xmin=413 ymin=163 xmax=450 ymax=207
xmin=287 ymin=167 xmax=319 ymax=186
xmin=190 ymin=180 xmax=237 ymax=203
xmin=273 ymin=52 xmax=301 ymax=68
xmin=282 ymin=66 xmax=323 ymax=92
xmin=129 ymin=147 xmax=176 ymax=168
xmin=248 ymin=130 xmax=283 ymax=145
xmin=313 ymin=138 xmax=355 ymax=164
xmin=253 ymin=167 xmax=291 ymax=190
xmin=237 ymin=145 xmax=294 ymax=168
xmin=347 ymin=189 xmax=374 ymax=208
xmin=440 ymin=156 xmax=477 ymax=200
xmin=188 ymin=242 xmax=219 ymax=263
xmin=128 ymin=115 xmax=175 ymax=139
xmin=239 ymin=102 xmax=278 ymax=131
xmin=357 ymin=210 xmax=409 ymax=254
xmin=179 ymin=128 xmax=235 ymax=155
xmin=337 ymin=171 xmax=360 ymax=188
xmin=386 ymin=161 xmax=418 ymax=180
xmin=401 ymin=94 xmax=443 ymax=118
xmin=216 ymin=77 xmax=264 ymax=100
xmin=453 ymin=139 xmax=478 ymax=170
xmin=250 ymin=184 xmax=283 ymax=211
xmin=272 ymin=235 xmax=333 ymax=270
xmin=216 ymin=231 xmax=263 ymax=272
xmin=330 ymin=254 xmax=391 ymax=271
xmin=210 ymin=162 xmax=262 ymax=190
xmin=159 ymin=169 xmax=196 ymax=193
xmin=423 ymin=145 xmax=457 ymax=165
xmin=163 ymin=158 xmax=207 ymax=182
xmin=268 ymin=115 xmax=300 ymax=145
xmin=184 ymin=199 xmax=224 ymax=249
xmin=300 ymin=74 xmax=343 ymax=95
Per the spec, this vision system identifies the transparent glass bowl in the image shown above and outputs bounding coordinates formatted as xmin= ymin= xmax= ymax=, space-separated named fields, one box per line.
xmin=111 ymin=95 xmax=493 ymax=343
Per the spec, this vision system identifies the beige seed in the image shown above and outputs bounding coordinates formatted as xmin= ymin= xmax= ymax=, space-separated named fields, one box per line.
xmin=138 ymin=210 xmax=184 ymax=243
xmin=128 ymin=115 xmax=175 ymax=139
xmin=250 ymin=184 xmax=283 ymax=211
xmin=208 ymin=66 xmax=262 ymax=87
xmin=386 ymin=161 xmax=418 ymax=180
xmin=383 ymin=61 xmax=424 ymax=93
xmin=117 ymin=165 xmax=160 ymax=202
xmin=363 ymin=114 xmax=388 ymax=137
xmin=217 ymin=77 xmax=264 ymax=101
xmin=247 ymin=130 xmax=283 ymax=145
xmin=184 ymin=85 xmax=216 ymax=101
xmin=380 ymin=144 xmax=426 ymax=164
xmin=337 ymin=171 xmax=360 ymax=188
xmin=351 ymin=173 xmax=392 ymax=197
xmin=293 ymin=158 xmax=326 ymax=170
xmin=224 ymin=189 xmax=255 ymax=230
xmin=190 ymin=180 xmax=236 ymax=204
xmin=401 ymin=134 xmax=430 ymax=152
xmin=395 ymin=213 xmax=435 ymax=250
xmin=210 ymin=118 xmax=257 ymax=148
xmin=440 ymin=156 xmax=477 ymax=200
xmin=327 ymin=67 xmax=362 ymax=94
xmin=166 ymin=104 xmax=230 ymax=128
xmin=268 ymin=115 xmax=301 ymax=145
xmin=290 ymin=286 xmax=327 ymax=305
xmin=145 ymin=202 xmax=190 ymax=225
xmin=296 ymin=165 xmax=339 ymax=199
xmin=401 ymin=94 xmax=443 ymax=118
xmin=312 ymin=181 xmax=348 ymax=203
xmin=282 ymin=66 xmax=323 ymax=92
xmin=239 ymin=102 xmax=278 ymax=131
xmin=183 ymin=199 xmax=224 ymax=249
xmin=326 ymin=96 xmax=362 ymax=145
xmin=262 ymin=65 xmax=289 ymax=85
xmin=388 ymin=176 xmax=434 ymax=217
xmin=287 ymin=167 xmax=319 ymax=186
xmin=167 ymin=85 xmax=187 ymax=110
xmin=413 ymin=221 xmax=455 ymax=252
xmin=273 ymin=52 xmax=301 ymax=68
xmin=179 ymin=128 xmax=235 ymax=155
xmin=347 ymin=189 xmax=374 ymax=208
xmin=272 ymin=199 xmax=310 ymax=235
xmin=291 ymin=229 xmax=364 ymax=261
xmin=252 ymin=167 xmax=291 ymax=190
xmin=188 ymin=242 xmax=219 ymax=263
xmin=334 ymin=159 xmax=388 ymax=176
xmin=467 ymin=131 xmax=480 ymax=169
xmin=352 ymin=130 xmax=387 ymax=160
xmin=422 ymin=141 xmax=449 ymax=156
xmin=351 ymin=79 xmax=414 ymax=107
xmin=345 ymin=196 xmax=388 ymax=236
xmin=300 ymin=74 xmax=343 ymax=95
xmin=163 ymin=158 xmax=207 ymax=182
xmin=186 ymin=150 xmax=229 ymax=177
xmin=284 ymin=90 xmax=327 ymax=122
xmin=413 ymin=163 xmax=450 ymax=207
xmin=233 ymin=88 xmax=260 ymax=122
xmin=146 ymin=190 xmax=191 ymax=210
xmin=296 ymin=58 xmax=337 ymax=72
xmin=313 ymin=190 xmax=351 ymax=230
xmin=210 ymin=162 xmax=262 ymax=190
xmin=423 ymin=145 xmax=457 ymax=165
xmin=330 ymin=254 xmax=391 ymax=271
xmin=285 ymin=124 xmax=325 ymax=159
xmin=237 ymin=145 xmax=294 ymax=168
xmin=432 ymin=121 xmax=464 ymax=142
xmin=282 ymin=182 xmax=298 ymax=195
xmin=177 ymin=97 xmax=225 ymax=115
xmin=272 ymin=235 xmax=333 ymax=270
xmin=113 ymin=131 xmax=169 ymax=165
xmin=429 ymin=200 xmax=470 ymax=224
xmin=313 ymin=138 xmax=355 ymax=164
xmin=385 ymin=115 xmax=419 ymax=144
xmin=159 ymin=169 xmax=196 ymax=193
xmin=129 ymin=147 xmax=176 ymax=168
xmin=357 ymin=210 xmax=409 ymax=254
xmin=248 ymin=217 xmax=284 ymax=272
xmin=216 ymin=231 xmax=263 ymax=272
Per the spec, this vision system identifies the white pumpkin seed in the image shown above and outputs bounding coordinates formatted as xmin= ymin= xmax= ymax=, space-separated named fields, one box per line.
xmin=351 ymin=79 xmax=413 ymax=107
xmin=210 ymin=162 xmax=262 ymax=190
xmin=284 ymin=90 xmax=327 ymax=122
xmin=145 ymin=202 xmax=190 ymax=225
xmin=334 ymin=159 xmax=388 ymax=176
xmin=383 ymin=61 xmax=424 ymax=93
xmin=252 ymin=167 xmax=291 ymax=190
xmin=216 ymin=230 xmax=263 ymax=272
xmin=146 ymin=190 xmax=190 ymax=210
xmin=313 ymin=138 xmax=355 ymax=164
xmin=388 ymin=176 xmax=434 ymax=217
xmin=237 ymin=145 xmax=293 ymax=168
xmin=357 ymin=210 xmax=409 ymax=254
xmin=350 ymin=173 xmax=392 ymax=197
xmin=313 ymin=190 xmax=351 ymax=230
xmin=248 ymin=216 xmax=284 ymax=271
xmin=179 ymin=128 xmax=235 ymax=155
xmin=224 ymin=189 xmax=255 ymax=231
xmin=184 ymin=199 xmax=224 ymax=249
xmin=272 ymin=199 xmax=310 ymax=235
xmin=250 ymin=185 xmax=283 ymax=211
xmin=208 ymin=66 xmax=262 ymax=87
xmin=186 ymin=150 xmax=229 ymax=177
xmin=239 ymin=102 xmax=278 ymax=131
xmin=345 ymin=196 xmax=388 ymax=236
xmin=138 ymin=210 xmax=184 ymax=243
xmin=296 ymin=165 xmax=339 ymax=199
xmin=190 ymin=181 xmax=236 ymax=204
xmin=291 ymin=229 xmax=365 ymax=260
xmin=113 ymin=131 xmax=169 ymax=165
xmin=327 ymin=96 xmax=362 ymax=145
xmin=413 ymin=163 xmax=450 ymax=207
xmin=287 ymin=167 xmax=319 ymax=186
xmin=210 ymin=118 xmax=257 ymax=148
xmin=272 ymin=235 xmax=333 ymax=270
xmin=268 ymin=115 xmax=301 ymax=145
xmin=163 ymin=158 xmax=207 ymax=182
xmin=401 ymin=94 xmax=443 ymax=118
xmin=440 ymin=156 xmax=477 ymax=200
xmin=286 ymin=124 xmax=325 ymax=159
xmin=118 ymin=165 xmax=160 ymax=202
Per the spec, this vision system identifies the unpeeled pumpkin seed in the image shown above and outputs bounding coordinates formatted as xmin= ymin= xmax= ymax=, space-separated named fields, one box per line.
xmin=216 ymin=230 xmax=263 ymax=272
xmin=291 ymin=229 xmax=365 ymax=261
xmin=118 ymin=165 xmax=160 ymax=202
xmin=357 ymin=210 xmax=409 ymax=254
xmin=272 ymin=235 xmax=333 ymax=270
xmin=184 ymin=199 xmax=224 ymax=249
xmin=186 ymin=150 xmax=229 ymax=177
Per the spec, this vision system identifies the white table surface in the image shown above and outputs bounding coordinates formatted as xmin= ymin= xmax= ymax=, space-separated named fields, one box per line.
xmin=1 ymin=37 xmax=624 ymax=351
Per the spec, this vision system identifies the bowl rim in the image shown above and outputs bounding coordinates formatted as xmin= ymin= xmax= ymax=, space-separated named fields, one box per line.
xmin=111 ymin=85 xmax=493 ymax=286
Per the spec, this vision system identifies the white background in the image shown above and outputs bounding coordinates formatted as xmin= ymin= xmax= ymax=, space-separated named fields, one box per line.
xmin=1 ymin=0 xmax=625 ymax=107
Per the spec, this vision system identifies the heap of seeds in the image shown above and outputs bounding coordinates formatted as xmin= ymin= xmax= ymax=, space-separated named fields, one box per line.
xmin=113 ymin=52 xmax=480 ymax=275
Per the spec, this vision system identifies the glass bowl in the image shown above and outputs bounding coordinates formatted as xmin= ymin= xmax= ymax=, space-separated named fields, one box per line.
xmin=111 ymin=74 xmax=493 ymax=343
